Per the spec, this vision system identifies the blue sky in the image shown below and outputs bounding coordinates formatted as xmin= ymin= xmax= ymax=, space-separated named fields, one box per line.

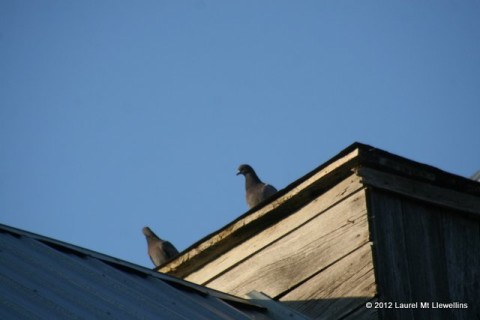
xmin=1 ymin=1 xmax=479 ymax=268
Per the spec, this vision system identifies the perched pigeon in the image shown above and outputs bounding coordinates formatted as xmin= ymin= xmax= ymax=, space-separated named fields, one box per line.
xmin=142 ymin=227 xmax=179 ymax=267
xmin=237 ymin=164 xmax=278 ymax=209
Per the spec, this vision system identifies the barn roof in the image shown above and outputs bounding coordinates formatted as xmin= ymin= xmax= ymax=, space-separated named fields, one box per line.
xmin=160 ymin=142 xmax=480 ymax=277
xmin=0 ymin=223 xmax=306 ymax=320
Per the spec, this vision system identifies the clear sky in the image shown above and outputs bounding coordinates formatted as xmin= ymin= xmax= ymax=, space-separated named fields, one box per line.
xmin=1 ymin=1 xmax=479 ymax=268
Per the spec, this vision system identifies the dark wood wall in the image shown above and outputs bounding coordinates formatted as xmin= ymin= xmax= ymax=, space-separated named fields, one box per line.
xmin=368 ymin=189 xmax=480 ymax=320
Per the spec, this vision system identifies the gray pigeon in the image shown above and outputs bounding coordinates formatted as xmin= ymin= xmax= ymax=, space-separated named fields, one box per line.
xmin=237 ymin=164 xmax=278 ymax=209
xmin=142 ymin=227 xmax=179 ymax=267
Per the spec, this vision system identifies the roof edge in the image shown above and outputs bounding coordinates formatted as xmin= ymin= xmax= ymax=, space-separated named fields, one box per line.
xmin=0 ymin=223 xmax=266 ymax=311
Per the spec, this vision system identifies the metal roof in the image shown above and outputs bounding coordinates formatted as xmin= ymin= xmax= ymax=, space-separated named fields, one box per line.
xmin=0 ymin=223 xmax=288 ymax=320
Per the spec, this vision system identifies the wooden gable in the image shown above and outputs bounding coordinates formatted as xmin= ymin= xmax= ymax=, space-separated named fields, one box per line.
xmin=160 ymin=143 xmax=480 ymax=320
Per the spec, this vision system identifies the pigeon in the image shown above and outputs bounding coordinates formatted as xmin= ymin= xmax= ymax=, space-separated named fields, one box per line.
xmin=142 ymin=226 xmax=179 ymax=267
xmin=237 ymin=164 xmax=278 ymax=209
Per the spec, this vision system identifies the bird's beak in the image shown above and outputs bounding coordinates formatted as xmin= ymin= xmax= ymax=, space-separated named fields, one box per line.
xmin=236 ymin=170 xmax=241 ymax=176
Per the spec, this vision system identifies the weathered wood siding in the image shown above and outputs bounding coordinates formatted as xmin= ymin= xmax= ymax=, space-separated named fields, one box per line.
xmin=368 ymin=189 xmax=480 ymax=320
xmin=280 ymin=242 xmax=377 ymax=319
xmin=160 ymin=144 xmax=480 ymax=320
xmin=186 ymin=174 xmax=377 ymax=319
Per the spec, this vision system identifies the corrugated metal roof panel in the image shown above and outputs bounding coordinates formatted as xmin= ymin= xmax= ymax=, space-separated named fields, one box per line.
xmin=0 ymin=225 xmax=274 ymax=320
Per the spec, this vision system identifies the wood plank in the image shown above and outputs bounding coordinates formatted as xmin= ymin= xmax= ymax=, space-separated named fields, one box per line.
xmin=400 ymin=201 xmax=450 ymax=300
xmin=358 ymin=167 xmax=480 ymax=216
xmin=204 ymin=191 xmax=370 ymax=298
xmin=160 ymin=149 xmax=361 ymax=276
xmin=279 ymin=243 xmax=376 ymax=320
xmin=398 ymin=199 xmax=453 ymax=320
xmin=185 ymin=175 xmax=365 ymax=284
xmin=367 ymin=190 xmax=415 ymax=320
xmin=368 ymin=190 xmax=478 ymax=320
xmin=355 ymin=144 xmax=480 ymax=196
xmin=441 ymin=210 xmax=480 ymax=320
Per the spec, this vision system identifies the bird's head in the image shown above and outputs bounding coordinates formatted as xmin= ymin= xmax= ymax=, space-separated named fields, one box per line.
xmin=142 ymin=226 xmax=154 ymax=237
xmin=237 ymin=164 xmax=254 ymax=176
